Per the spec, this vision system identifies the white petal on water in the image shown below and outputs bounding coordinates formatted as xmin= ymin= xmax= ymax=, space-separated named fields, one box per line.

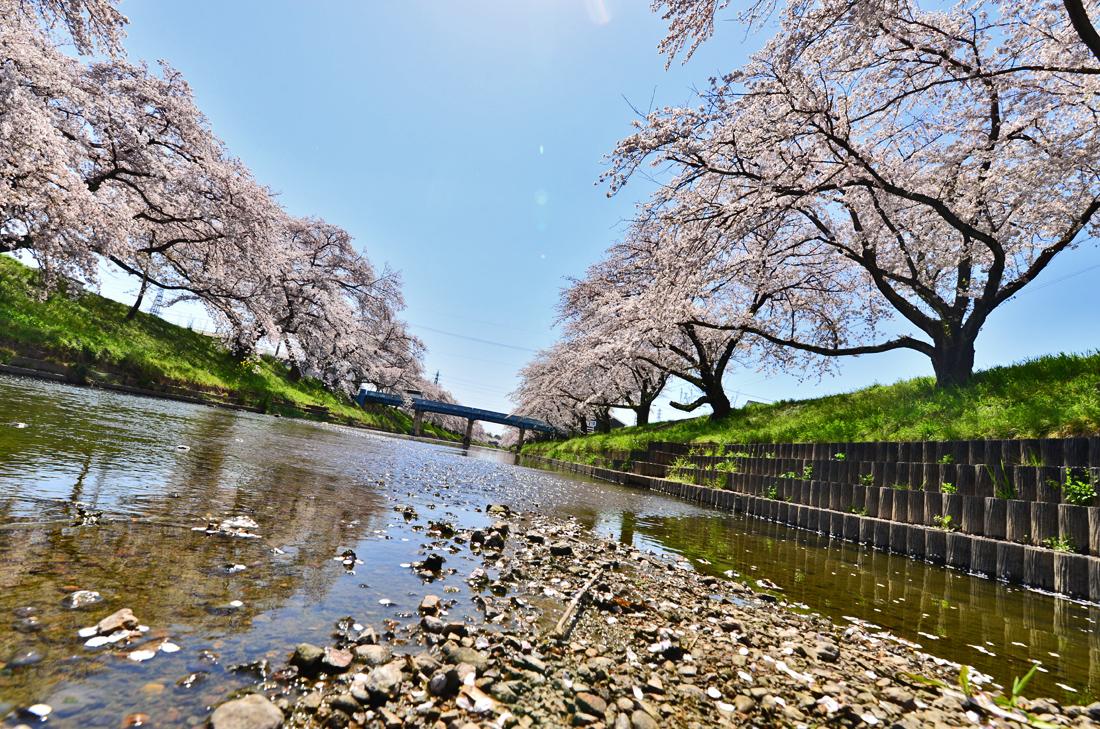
xmin=26 ymin=704 xmax=51 ymax=717
xmin=128 ymin=649 xmax=156 ymax=662
xmin=159 ymin=642 xmax=180 ymax=653
xmin=1055 ymin=683 xmax=1077 ymax=692
xmin=84 ymin=635 xmax=111 ymax=648
xmin=77 ymin=626 xmax=98 ymax=638
xmin=379 ymin=599 xmax=393 ymax=606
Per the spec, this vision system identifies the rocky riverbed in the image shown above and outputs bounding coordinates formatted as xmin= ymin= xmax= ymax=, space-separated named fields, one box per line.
xmin=204 ymin=504 xmax=1099 ymax=729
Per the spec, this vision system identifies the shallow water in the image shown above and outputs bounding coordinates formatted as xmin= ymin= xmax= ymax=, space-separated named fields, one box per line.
xmin=0 ymin=375 xmax=1095 ymax=727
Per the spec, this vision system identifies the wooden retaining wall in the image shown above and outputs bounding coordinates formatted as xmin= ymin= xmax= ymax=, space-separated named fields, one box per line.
xmin=524 ymin=437 xmax=1100 ymax=603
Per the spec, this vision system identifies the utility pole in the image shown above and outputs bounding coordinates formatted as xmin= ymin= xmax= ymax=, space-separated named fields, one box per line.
xmin=434 ymin=370 xmax=440 ymax=385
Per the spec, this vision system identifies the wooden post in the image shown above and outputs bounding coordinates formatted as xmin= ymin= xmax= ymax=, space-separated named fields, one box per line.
xmin=413 ymin=409 xmax=423 ymax=437
xmin=463 ymin=418 xmax=474 ymax=449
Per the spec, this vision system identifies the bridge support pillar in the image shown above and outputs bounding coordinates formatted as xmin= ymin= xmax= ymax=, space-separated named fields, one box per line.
xmin=413 ymin=409 xmax=423 ymax=437
xmin=463 ymin=418 xmax=475 ymax=449
xmin=515 ymin=427 xmax=526 ymax=452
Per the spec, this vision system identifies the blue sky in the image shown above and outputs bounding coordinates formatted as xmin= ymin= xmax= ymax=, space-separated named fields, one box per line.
xmin=107 ymin=0 xmax=1100 ymax=431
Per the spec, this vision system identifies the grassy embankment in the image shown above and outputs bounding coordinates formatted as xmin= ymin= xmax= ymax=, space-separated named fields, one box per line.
xmin=525 ymin=351 xmax=1100 ymax=462
xmin=0 ymin=256 xmax=457 ymax=439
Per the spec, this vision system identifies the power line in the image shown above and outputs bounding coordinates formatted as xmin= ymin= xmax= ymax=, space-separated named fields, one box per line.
xmin=408 ymin=323 xmax=540 ymax=353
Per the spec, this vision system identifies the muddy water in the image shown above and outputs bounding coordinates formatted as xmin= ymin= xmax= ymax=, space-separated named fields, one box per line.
xmin=0 ymin=375 xmax=1095 ymax=727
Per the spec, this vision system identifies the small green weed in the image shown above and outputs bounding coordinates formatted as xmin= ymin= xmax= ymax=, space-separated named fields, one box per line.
xmin=1059 ymin=468 xmax=1096 ymax=505
xmin=941 ymin=482 xmax=958 ymax=494
xmin=933 ymin=514 xmax=956 ymax=531
xmin=1042 ymin=535 xmax=1075 ymax=552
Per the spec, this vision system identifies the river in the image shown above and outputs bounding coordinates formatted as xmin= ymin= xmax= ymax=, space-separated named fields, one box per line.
xmin=0 ymin=374 xmax=1095 ymax=727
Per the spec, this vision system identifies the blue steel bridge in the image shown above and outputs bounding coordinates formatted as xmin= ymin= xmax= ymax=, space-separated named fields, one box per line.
xmin=354 ymin=386 xmax=556 ymax=449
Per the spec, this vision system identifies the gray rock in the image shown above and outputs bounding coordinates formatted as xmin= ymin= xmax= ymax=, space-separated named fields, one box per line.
xmin=630 ymin=709 xmax=659 ymax=729
xmin=442 ymin=642 xmax=489 ymax=671
xmin=812 ymin=641 xmax=839 ymax=663
xmin=291 ymin=643 xmax=324 ymax=672
xmin=420 ymin=615 xmax=446 ymax=634
xmin=209 ymin=693 xmax=283 ymax=729
xmin=429 ymin=668 xmax=461 ymax=697
xmin=329 ymin=693 xmax=358 ymax=715
xmin=575 ymin=692 xmax=607 ymax=716
xmin=550 ymin=542 xmax=573 ymax=557
xmin=355 ymin=660 xmax=405 ymax=703
xmin=419 ymin=595 xmax=442 ymax=615
xmin=354 ymin=644 xmax=392 ymax=666
xmin=321 ymin=647 xmax=352 ymax=673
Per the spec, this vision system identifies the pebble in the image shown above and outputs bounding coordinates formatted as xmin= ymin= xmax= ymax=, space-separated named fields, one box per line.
xmin=60 ymin=590 xmax=102 ymax=610
xmin=209 ymin=694 xmax=282 ymax=729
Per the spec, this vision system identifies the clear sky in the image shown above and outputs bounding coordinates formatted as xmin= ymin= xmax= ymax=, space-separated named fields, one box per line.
xmin=107 ymin=0 xmax=1100 ymax=432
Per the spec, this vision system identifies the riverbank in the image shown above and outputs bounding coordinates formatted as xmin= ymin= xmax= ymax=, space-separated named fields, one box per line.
xmin=523 ymin=352 xmax=1100 ymax=463
xmin=208 ymin=507 xmax=1097 ymax=728
xmin=0 ymin=256 xmax=456 ymax=439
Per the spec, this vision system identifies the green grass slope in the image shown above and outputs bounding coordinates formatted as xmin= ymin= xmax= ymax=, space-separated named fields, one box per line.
xmin=0 ymin=256 xmax=456 ymax=438
xmin=526 ymin=351 xmax=1100 ymax=461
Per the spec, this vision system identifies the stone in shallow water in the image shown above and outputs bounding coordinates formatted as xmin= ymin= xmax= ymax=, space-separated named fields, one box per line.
xmin=6 ymin=650 xmax=43 ymax=668
xmin=419 ymin=594 xmax=442 ymax=615
xmin=96 ymin=608 xmax=139 ymax=635
xmin=61 ymin=590 xmax=102 ymax=610
xmin=291 ymin=643 xmax=324 ymax=672
xmin=209 ymin=693 xmax=282 ymax=729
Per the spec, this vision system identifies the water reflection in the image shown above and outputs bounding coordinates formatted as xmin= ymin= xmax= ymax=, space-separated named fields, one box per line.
xmin=0 ymin=375 xmax=1096 ymax=728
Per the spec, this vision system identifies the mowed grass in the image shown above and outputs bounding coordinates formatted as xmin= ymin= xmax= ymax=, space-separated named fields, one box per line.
xmin=0 ymin=256 xmax=455 ymax=438
xmin=525 ymin=351 xmax=1100 ymax=460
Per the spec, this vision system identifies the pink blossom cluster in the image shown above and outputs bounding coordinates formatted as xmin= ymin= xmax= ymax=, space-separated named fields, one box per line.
xmin=1 ymin=0 xmax=428 ymax=395
xmin=516 ymin=0 xmax=1100 ymax=427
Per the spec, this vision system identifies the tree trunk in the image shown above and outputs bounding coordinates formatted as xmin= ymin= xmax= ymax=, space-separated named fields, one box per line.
xmin=596 ymin=410 xmax=612 ymax=434
xmin=125 ymin=274 xmax=149 ymax=321
xmin=707 ymin=386 xmax=732 ymax=420
xmin=931 ymin=332 xmax=976 ymax=388
xmin=634 ymin=403 xmax=650 ymax=427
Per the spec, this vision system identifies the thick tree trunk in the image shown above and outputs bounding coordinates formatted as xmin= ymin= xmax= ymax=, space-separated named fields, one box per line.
xmin=595 ymin=409 xmax=612 ymax=434
xmin=634 ymin=404 xmax=650 ymax=427
xmin=931 ymin=334 xmax=976 ymax=388
xmin=707 ymin=387 xmax=732 ymax=420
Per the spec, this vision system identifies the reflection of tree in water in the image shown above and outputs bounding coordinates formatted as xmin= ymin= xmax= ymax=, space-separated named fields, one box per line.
xmin=619 ymin=511 xmax=636 ymax=547
xmin=632 ymin=512 xmax=1100 ymax=701
xmin=0 ymin=407 xmax=388 ymax=711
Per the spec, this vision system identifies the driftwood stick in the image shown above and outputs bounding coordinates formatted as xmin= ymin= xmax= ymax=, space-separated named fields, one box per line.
xmin=548 ymin=570 xmax=602 ymax=640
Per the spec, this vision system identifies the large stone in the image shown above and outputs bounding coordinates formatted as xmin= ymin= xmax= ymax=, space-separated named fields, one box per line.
xmin=322 ymin=646 xmax=353 ymax=672
xmin=209 ymin=694 xmax=283 ymax=729
xmin=291 ymin=643 xmax=324 ymax=672
xmin=354 ymin=644 xmax=392 ymax=666
xmin=354 ymin=661 xmax=405 ymax=704
xmin=96 ymin=608 xmax=139 ymax=635
xmin=419 ymin=595 xmax=442 ymax=615
xmin=442 ymin=642 xmax=489 ymax=671
xmin=575 ymin=692 xmax=607 ymax=717
xmin=630 ymin=709 xmax=659 ymax=729
xmin=550 ymin=542 xmax=573 ymax=557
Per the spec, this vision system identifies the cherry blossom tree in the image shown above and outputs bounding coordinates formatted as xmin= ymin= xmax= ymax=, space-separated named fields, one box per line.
xmin=611 ymin=0 xmax=1100 ymax=387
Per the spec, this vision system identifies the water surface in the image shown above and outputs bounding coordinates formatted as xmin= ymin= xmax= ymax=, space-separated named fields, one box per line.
xmin=0 ymin=375 xmax=1095 ymax=727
